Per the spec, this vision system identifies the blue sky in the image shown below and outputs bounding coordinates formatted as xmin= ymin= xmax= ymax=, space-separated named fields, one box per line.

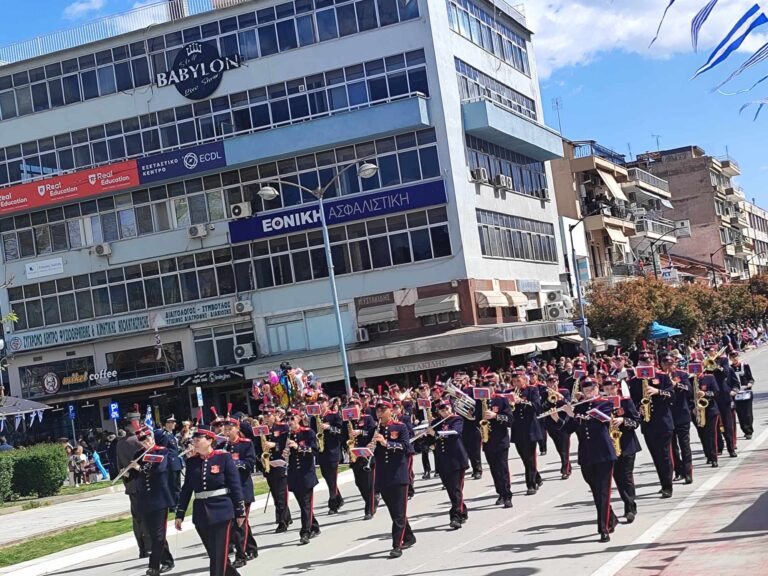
xmin=0 ymin=0 xmax=766 ymax=203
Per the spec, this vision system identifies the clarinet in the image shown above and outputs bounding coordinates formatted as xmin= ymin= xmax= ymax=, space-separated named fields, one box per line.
xmin=363 ymin=423 xmax=381 ymax=472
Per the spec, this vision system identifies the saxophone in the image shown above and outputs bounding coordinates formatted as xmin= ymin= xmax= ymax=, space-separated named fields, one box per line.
xmin=479 ymin=398 xmax=490 ymax=444
xmin=694 ymin=375 xmax=708 ymax=428
xmin=640 ymin=377 xmax=652 ymax=423
xmin=609 ymin=416 xmax=623 ymax=457
xmin=347 ymin=421 xmax=357 ymax=463
xmin=259 ymin=430 xmax=271 ymax=473
xmin=315 ymin=415 xmax=325 ymax=453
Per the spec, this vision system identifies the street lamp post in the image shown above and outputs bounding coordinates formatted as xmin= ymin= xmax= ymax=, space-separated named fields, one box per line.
xmin=649 ymin=226 xmax=683 ymax=279
xmin=743 ymin=251 xmax=767 ymax=321
xmin=256 ymin=161 xmax=379 ymax=398
xmin=710 ymin=242 xmax=734 ymax=290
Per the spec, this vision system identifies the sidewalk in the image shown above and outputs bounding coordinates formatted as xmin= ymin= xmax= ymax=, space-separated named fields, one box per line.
xmin=0 ymin=489 xmax=131 ymax=547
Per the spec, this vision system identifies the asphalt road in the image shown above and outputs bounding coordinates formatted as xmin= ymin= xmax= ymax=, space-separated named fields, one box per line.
xmin=38 ymin=348 xmax=768 ymax=576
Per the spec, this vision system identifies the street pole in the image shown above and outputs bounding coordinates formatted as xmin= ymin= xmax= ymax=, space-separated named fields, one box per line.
xmin=569 ymin=223 xmax=591 ymax=362
xmin=71 ymin=418 xmax=76 ymax=446
xmin=710 ymin=252 xmax=717 ymax=289
xmin=651 ymin=243 xmax=658 ymax=279
xmin=317 ymin=192 xmax=353 ymax=398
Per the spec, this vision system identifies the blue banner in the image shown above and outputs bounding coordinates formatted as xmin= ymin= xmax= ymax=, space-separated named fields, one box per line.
xmin=138 ymin=142 xmax=227 ymax=184
xmin=229 ymin=180 xmax=447 ymax=243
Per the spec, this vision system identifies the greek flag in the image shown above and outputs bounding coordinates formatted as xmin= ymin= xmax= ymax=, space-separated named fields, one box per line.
xmin=691 ymin=0 xmax=719 ymax=51
xmin=739 ymin=96 xmax=768 ymax=119
xmin=650 ymin=0 xmax=678 ymax=47
xmin=693 ymin=4 xmax=768 ymax=78
xmin=714 ymin=40 xmax=768 ymax=90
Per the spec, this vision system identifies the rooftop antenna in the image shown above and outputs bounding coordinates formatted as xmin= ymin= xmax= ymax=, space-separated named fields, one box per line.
xmin=627 ymin=143 xmax=633 ymax=161
xmin=551 ymin=97 xmax=563 ymax=134
xmin=652 ymin=134 xmax=661 ymax=152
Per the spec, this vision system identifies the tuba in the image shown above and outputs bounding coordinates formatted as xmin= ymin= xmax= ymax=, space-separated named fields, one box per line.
xmin=444 ymin=379 xmax=476 ymax=420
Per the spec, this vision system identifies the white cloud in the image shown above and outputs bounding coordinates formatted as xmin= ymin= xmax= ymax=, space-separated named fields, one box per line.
xmin=63 ymin=0 xmax=106 ymax=20
xmin=523 ymin=0 xmax=768 ymax=78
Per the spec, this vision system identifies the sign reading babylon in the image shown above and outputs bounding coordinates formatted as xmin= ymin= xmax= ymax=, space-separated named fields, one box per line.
xmin=156 ymin=42 xmax=242 ymax=100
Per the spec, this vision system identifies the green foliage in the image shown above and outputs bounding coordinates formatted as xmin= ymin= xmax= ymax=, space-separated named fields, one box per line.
xmin=11 ymin=444 xmax=67 ymax=498
xmin=0 ymin=452 xmax=14 ymax=503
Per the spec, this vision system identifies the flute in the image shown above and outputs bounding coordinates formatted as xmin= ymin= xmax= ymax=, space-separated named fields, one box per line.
xmin=409 ymin=415 xmax=451 ymax=443
xmin=536 ymin=398 xmax=595 ymax=419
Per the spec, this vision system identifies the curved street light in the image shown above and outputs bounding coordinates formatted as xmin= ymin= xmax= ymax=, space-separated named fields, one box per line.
xmin=255 ymin=161 xmax=379 ymax=397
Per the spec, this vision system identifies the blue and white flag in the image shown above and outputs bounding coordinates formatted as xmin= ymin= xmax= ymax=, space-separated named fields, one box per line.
xmin=650 ymin=0 xmax=679 ymax=47
xmin=37 ymin=410 xmax=44 ymax=422
xmin=714 ymin=40 xmax=768 ymax=90
xmin=0 ymin=417 xmax=4 ymax=432
xmin=691 ymin=0 xmax=719 ymax=51
xmin=28 ymin=412 xmax=36 ymax=426
xmin=739 ymin=96 xmax=768 ymax=119
xmin=144 ymin=405 xmax=154 ymax=428
xmin=693 ymin=4 xmax=768 ymax=78
xmin=14 ymin=414 xmax=22 ymax=431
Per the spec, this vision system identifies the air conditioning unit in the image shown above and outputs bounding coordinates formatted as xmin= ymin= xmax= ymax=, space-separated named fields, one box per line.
xmin=231 ymin=202 xmax=252 ymax=219
xmin=544 ymin=302 xmax=568 ymax=320
xmin=470 ymin=167 xmax=489 ymax=183
xmin=235 ymin=301 xmax=253 ymax=314
xmin=94 ymin=243 xmax=112 ymax=256
xmin=546 ymin=290 xmax=563 ymax=303
xmin=356 ymin=327 xmax=370 ymax=343
xmin=188 ymin=224 xmax=208 ymax=238
xmin=233 ymin=342 xmax=255 ymax=360
xmin=492 ymin=174 xmax=507 ymax=189
xmin=539 ymin=187 xmax=549 ymax=198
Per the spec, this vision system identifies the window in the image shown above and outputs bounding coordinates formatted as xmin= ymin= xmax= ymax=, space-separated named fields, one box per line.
xmin=420 ymin=311 xmax=459 ymax=326
xmin=194 ymin=323 xmax=255 ymax=368
xmin=476 ymin=209 xmax=557 ymax=263
xmin=465 ymin=135 xmax=548 ymax=200
xmin=455 ymin=58 xmax=536 ymax=119
xmin=106 ymin=342 xmax=184 ymax=379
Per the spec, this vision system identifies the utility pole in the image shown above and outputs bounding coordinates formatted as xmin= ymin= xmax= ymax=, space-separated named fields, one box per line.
xmin=551 ymin=97 xmax=563 ymax=134
xmin=652 ymin=134 xmax=661 ymax=152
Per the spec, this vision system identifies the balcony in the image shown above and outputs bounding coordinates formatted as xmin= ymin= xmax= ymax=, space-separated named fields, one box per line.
xmin=462 ymin=98 xmax=563 ymax=162
xmin=623 ymin=167 xmax=671 ymax=198
xmin=717 ymin=155 xmax=741 ymax=176
xmin=574 ymin=142 xmax=626 ymax=165
xmin=725 ymin=186 xmax=745 ymax=202
xmin=633 ymin=217 xmax=678 ymax=243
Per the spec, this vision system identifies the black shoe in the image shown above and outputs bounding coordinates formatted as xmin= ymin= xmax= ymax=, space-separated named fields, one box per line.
xmin=139 ymin=551 xmax=149 ymax=560
xmin=246 ymin=552 xmax=258 ymax=561
xmin=422 ymin=471 xmax=431 ymax=480
xmin=540 ymin=450 xmax=547 ymax=456
xmin=364 ymin=513 xmax=373 ymax=520
xmin=503 ymin=498 xmax=513 ymax=508
xmin=706 ymin=459 xmax=712 ymax=465
xmin=275 ymin=524 xmax=288 ymax=533
xmin=146 ymin=569 xmax=160 ymax=576
xmin=526 ymin=488 xmax=537 ymax=496
xmin=729 ymin=451 xmax=738 ymax=458
xmin=232 ymin=558 xmax=247 ymax=569
xmin=389 ymin=548 xmax=403 ymax=558
xmin=746 ymin=434 xmax=752 ymax=440
xmin=328 ymin=508 xmax=338 ymax=515
xmin=337 ymin=497 xmax=345 ymax=509
xmin=495 ymin=496 xmax=504 ymax=505
xmin=460 ymin=515 xmax=468 ymax=524
xmin=159 ymin=562 xmax=174 ymax=574
xmin=625 ymin=512 xmax=636 ymax=524
xmin=288 ymin=519 xmax=293 ymax=526
xmin=674 ymin=474 xmax=683 ymax=481
xmin=561 ymin=473 xmax=570 ymax=480
xmin=402 ymin=537 xmax=416 ymax=549
xmin=685 ymin=476 xmax=693 ymax=485
xmin=449 ymin=519 xmax=462 ymax=529
xmin=472 ymin=471 xmax=482 ymax=480
xmin=711 ymin=461 xmax=719 ymax=468
xmin=310 ymin=528 xmax=321 ymax=538
xmin=299 ymin=535 xmax=310 ymax=545
xmin=661 ymin=489 xmax=673 ymax=499
xmin=536 ymin=478 xmax=544 ymax=488
xmin=600 ymin=533 xmax=611 ymax=543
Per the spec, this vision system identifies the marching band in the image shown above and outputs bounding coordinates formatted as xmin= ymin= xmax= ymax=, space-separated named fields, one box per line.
xmin=117 ymin=345 xmax=758 ymax=576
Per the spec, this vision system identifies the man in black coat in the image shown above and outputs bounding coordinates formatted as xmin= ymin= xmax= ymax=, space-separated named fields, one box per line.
xmin=730 ymin=352 xmax=755 ymax=439
xmin=713 ymin=354 xmax=739 ymax=457
xmin=540 ymin=375 xmax=573 ymax=479
xmin=426 ymin=401 xmax=468 ymax=529
xmin=287 ymin=413 xmax=321 ymax=545
xmin=116 ymin=419 xmax=151 ymax=558
xmin=309 ymin=395 xmax=345 ymax=514
xmin=508 ymin=372 xmax=544 ymax=495
xmin=482 ymin=393 xmax=514 ymax=508
xmin=661 ymin=354 xmax=694 ymax=484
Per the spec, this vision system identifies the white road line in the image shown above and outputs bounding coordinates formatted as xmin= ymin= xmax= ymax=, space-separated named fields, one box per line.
xmin=325 ymin=518 xmax=428 ymax=560
xmin=591 ymin=425 xmax=768 ymax=576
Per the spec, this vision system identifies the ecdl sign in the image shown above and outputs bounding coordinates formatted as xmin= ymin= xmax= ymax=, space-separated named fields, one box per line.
xmin=138 ymin=142 xmax=227 ymax=184
xmin=229 ymin=180 xmax=447 ymax=243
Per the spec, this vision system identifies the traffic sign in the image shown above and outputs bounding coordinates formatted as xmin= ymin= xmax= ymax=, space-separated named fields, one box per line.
xmin=573 ymin=317 xmax=589 ymax=328
xmin=68 ymin=404 xmax=76 ymax=421
xmin=109 ymin=402 xmax=120 ymax=420
xmin=580 ymin=338 xmax=593 ymax=354
xmin=196 ymin=386 xmax=204 ymax=407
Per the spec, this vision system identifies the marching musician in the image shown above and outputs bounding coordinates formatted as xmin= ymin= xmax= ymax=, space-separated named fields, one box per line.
xmin=508 ymin=370 xmax=544 ymax=495
xmin=712 ymin=350 xmax=739 ymax=457
xmin=392 ymin=400 xmax=417 ymax=500
xmin=697 ymin=359 xmax=722 ymax=467
xmin=661 ymin=353 xmax=694 ymax=484
xmin=627 ymin=352 xmax=675 ymax=498
xmin=220 ymin=411 xmax=258 ymax=567
xmin=414 ymin=383 xmax=437 ymax=480
xmin=345 ymin=399 xmax=378 ymax=520
xmin=541 ymin=374 xmax=572 ymax=479
xmin=551 ymin=378 xmax=618 ymax=542
xmin=257 ymin=407 xmax=292 ymax=532
xmin=482 ymin=390 xmax=514 ymax=508
xmin=309 ymin=394 xmax=345 ymax=514
xmin=153 ymin=415 xmax=183 ymax=505
xmin=730 ymin=351 xmax=755 ymax=439
xmin=287 ymin=411 xmax=321 ymax=544
xmin=130 ymin=425 xmax=175 ymax=576
xmin=602 ymin=377 xmax=641 ymax=523
xmin=369 ymin=400 xmax=416 ymax=558
xmin=460 ymin=376 xmax=483 ymax=480
xmin=425 ymin=400 xmax=469 ymax=529
xmin=174 ymin=428 xmax=246 ymax=576
xmin=532 ymin=372 xmax=548 ymax=456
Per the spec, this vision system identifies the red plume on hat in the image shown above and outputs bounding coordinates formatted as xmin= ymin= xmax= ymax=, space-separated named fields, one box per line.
xmin=227 ymin=402 xmax=233 ymax=419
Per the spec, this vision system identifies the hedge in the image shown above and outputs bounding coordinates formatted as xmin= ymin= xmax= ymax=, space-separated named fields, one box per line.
xmin=0 ymin=444 xmax=68 ymax=500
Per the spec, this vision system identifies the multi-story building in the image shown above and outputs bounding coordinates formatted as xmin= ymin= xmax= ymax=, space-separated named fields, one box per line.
xmin=636 ymin=146 xmax=751 ymax=281
xmin=743 ymin=200 xmax=768 ymax=276
xmin=551 ymin=140 xmax=675 ymax=289
xmin=0 ymin=0 xmax=570 ymax=439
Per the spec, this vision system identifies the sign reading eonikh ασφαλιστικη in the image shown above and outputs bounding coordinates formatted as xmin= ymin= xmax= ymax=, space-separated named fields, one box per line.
xmin=7 ymin=298 xmax=235 ymax=352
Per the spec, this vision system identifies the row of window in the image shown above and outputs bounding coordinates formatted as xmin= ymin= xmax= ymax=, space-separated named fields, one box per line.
xmin=446 ymin=0 xmax=530 ymax=75
xmin=465 ymin=135 xmax=548 ymax=200
xmin=0 ymin=49 xmax=429 ymax=188
xmin=0 ymin=0 xmax=419 ymax=123
xmin=8 ymin=207 xmax=451 ymax=331
xmin=266 ymin=306 xmax=351 ymax=355
xmin=476 ymin=208 xmax=558 ymax=263
xmin=748 ymin=211 xmax=768 ymax=234
xmin=194 ymin=323 xmax=256 ymax=369
xmin=710 ymin=170 xmax=731 ymax=190
xmin=0 ymin=128 xmax=439 ymax=261
xmin=455 ymin=58 xmax=536 ymax=120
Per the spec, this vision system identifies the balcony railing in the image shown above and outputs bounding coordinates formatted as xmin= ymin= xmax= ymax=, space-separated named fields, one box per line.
xmin=0 ymin=0 xmax=249 ymax=65
xmin=627 ymin=167 xmax=670 ymax=193
xmin=573 ymin=141 xmax=626 ymax=166
xmin=584 ymin=201 xmax=633 ymax=221
xmin=717 ymin=155 xmax=740 ymax=172
xmin=634 ymin=217 xmax=676 ymax=238
xmin=612 ymin=263 xmax=642 ymax=277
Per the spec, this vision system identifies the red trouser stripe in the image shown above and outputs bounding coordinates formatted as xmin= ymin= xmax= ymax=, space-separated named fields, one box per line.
xmin=371 ymin=467 xmax=376 ymax=513
xmin=459 ymin=473 xmax=465 ymax=514
xmin=732 ymin=410 xmax=738 ymax=449
xmin=223 ymin=521 xmax=231 ymax=576
xmin=606 ymin=464 xmax=614 ymax=531
xmin=309 ymin=491 xmax=314 ymax=530
xmin=399 ymin=484 xmax=410 ymax=547
xmin=244 ymin=504 xmax=250 ymax=543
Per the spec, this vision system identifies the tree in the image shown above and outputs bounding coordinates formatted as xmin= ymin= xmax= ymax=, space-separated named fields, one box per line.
xmin=585 ymin=280 xmax=655 ymax=347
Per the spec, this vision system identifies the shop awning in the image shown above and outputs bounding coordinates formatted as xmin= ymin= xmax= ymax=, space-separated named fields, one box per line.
xmin=475 ymin=290 xmax=508 ymax=308
xmin=503 ymin=291 xmax=528 ymax=307
xmin=414 ymin=294 xmax=460 ymax=318
xmin=505 ymin=340 xmax=558 ymax=356
xmin=660 ymin=198 xmax=673 ymax=208
xmin=557 ymin=335 xmax=607 ymax=352
xmin=354 ymin=348 xmax=491 ymax=380
xmin=597 ymin=169 xmax=629 ymax=202
xmin=357 ymin=303 xmax=398 ymax=326
xmin=604 ymin=227 xmax=628 ymax=245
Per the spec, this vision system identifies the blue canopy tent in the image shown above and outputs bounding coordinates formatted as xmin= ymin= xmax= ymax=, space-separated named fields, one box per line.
xmin=648 ymin=321 xmax=682 ymax=340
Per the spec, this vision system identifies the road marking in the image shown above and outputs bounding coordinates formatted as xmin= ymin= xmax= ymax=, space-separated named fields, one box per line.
xmin=591 ymin=425 xmax=768 ymax=576
xmin=325 ymin=518 xmax=428 ymax=560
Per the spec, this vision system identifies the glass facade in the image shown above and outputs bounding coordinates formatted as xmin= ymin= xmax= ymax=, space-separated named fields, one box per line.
xmin=465 ymin=135 xmax=548 ymax=199
xmin=455 ymin=58 xmax=536 ymax=120
xmin=0 ymin=0 xmax=420 ymax=123
xmin=0 ymin=50 xmax=428 ymax=189
xmin=476 ymin=208 xmax=557 ymax=263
